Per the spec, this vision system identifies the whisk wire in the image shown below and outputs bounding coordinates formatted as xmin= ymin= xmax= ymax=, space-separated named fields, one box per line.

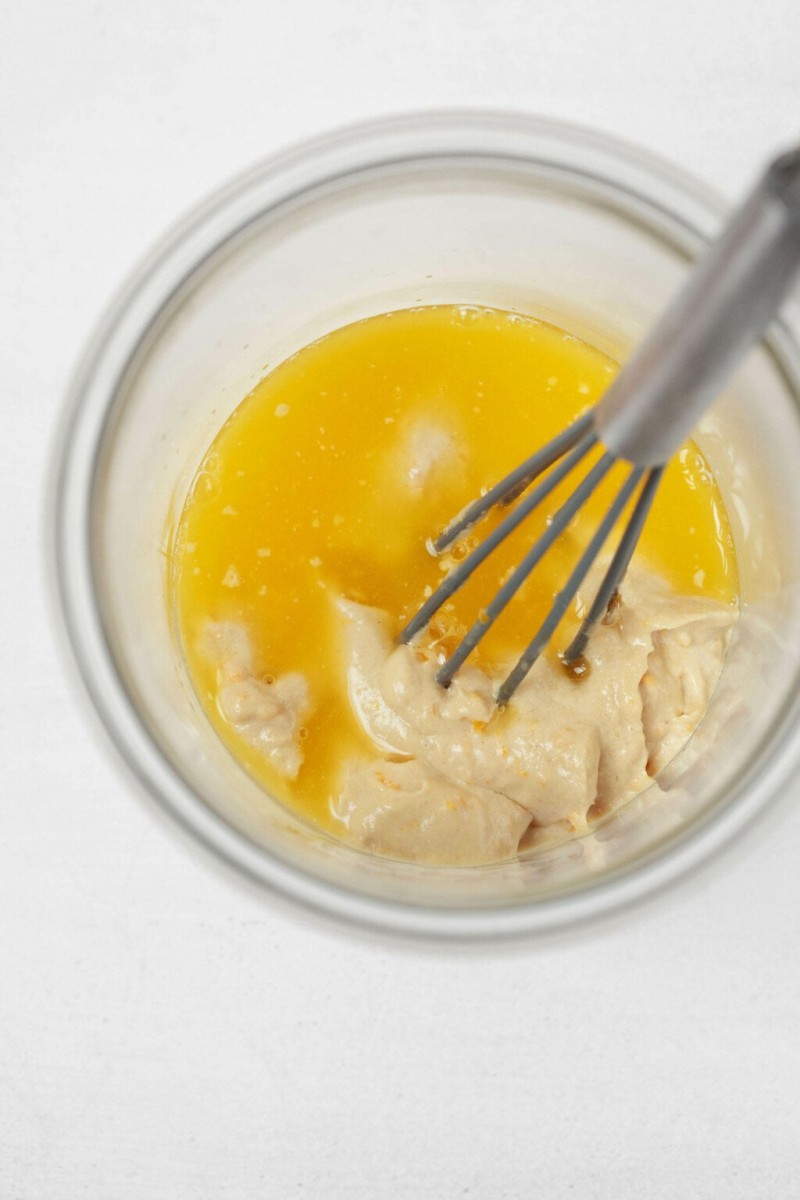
xmin=561 ymin=466 xmax=664 ymax=667
xmin=433 ymin=411 xmax=594 ymax=552
xmin=435 ymin=449 xmax=615 ymax=687
xmin=399 ymin=429 xmax=598 ymax=645
xmin=496 ymin=466 xmax=646 ymax=705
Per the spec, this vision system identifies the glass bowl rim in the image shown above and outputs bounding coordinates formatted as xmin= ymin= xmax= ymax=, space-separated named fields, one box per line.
xmin=51 ymin=108 xmax=800 ymax=942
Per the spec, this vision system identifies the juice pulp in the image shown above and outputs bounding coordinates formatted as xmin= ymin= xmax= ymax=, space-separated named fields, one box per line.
xmin=171 ymin=306 xmax=737 ymax=832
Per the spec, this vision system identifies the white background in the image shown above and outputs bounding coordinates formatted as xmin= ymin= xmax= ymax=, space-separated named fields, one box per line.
xmin=3 ymin=1 xmax=800 ymax=1196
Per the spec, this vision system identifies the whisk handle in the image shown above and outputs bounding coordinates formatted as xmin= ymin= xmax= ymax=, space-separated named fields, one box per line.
xmin=594 ymin=144 xmax=800 ymax=467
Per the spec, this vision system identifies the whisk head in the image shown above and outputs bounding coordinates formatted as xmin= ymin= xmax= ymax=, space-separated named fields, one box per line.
xmin=398 ymin=412 xmax=663 ymax=704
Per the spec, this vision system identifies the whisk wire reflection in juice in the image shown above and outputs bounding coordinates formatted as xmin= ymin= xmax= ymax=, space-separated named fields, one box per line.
xmin=171 ymin=305 xmax=737 ymax=837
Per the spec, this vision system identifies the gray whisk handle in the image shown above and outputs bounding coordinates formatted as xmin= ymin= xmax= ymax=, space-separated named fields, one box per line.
xmin=594 ymin=145 xmax=800 ymax=467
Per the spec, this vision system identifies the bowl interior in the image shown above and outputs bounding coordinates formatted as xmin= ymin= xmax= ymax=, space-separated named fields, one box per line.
xmin=68 ymin=120 xmax=800 ymax=929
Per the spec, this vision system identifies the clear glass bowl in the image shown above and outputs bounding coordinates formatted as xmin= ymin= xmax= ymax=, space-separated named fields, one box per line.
xmin=54 ymin=112 xmax=800 ymax=940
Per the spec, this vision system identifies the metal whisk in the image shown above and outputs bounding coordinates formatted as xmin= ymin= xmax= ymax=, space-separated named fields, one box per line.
xmin=400 ymin=143 xmax=800 ymax=704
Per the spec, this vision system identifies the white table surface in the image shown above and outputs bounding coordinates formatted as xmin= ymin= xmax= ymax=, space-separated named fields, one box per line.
xmin=3 ymin=1 xmax=800 ymax=1195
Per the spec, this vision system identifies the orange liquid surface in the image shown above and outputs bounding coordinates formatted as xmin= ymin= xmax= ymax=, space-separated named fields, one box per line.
xmin=171 ymin=305 xmax=737 ymax=832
